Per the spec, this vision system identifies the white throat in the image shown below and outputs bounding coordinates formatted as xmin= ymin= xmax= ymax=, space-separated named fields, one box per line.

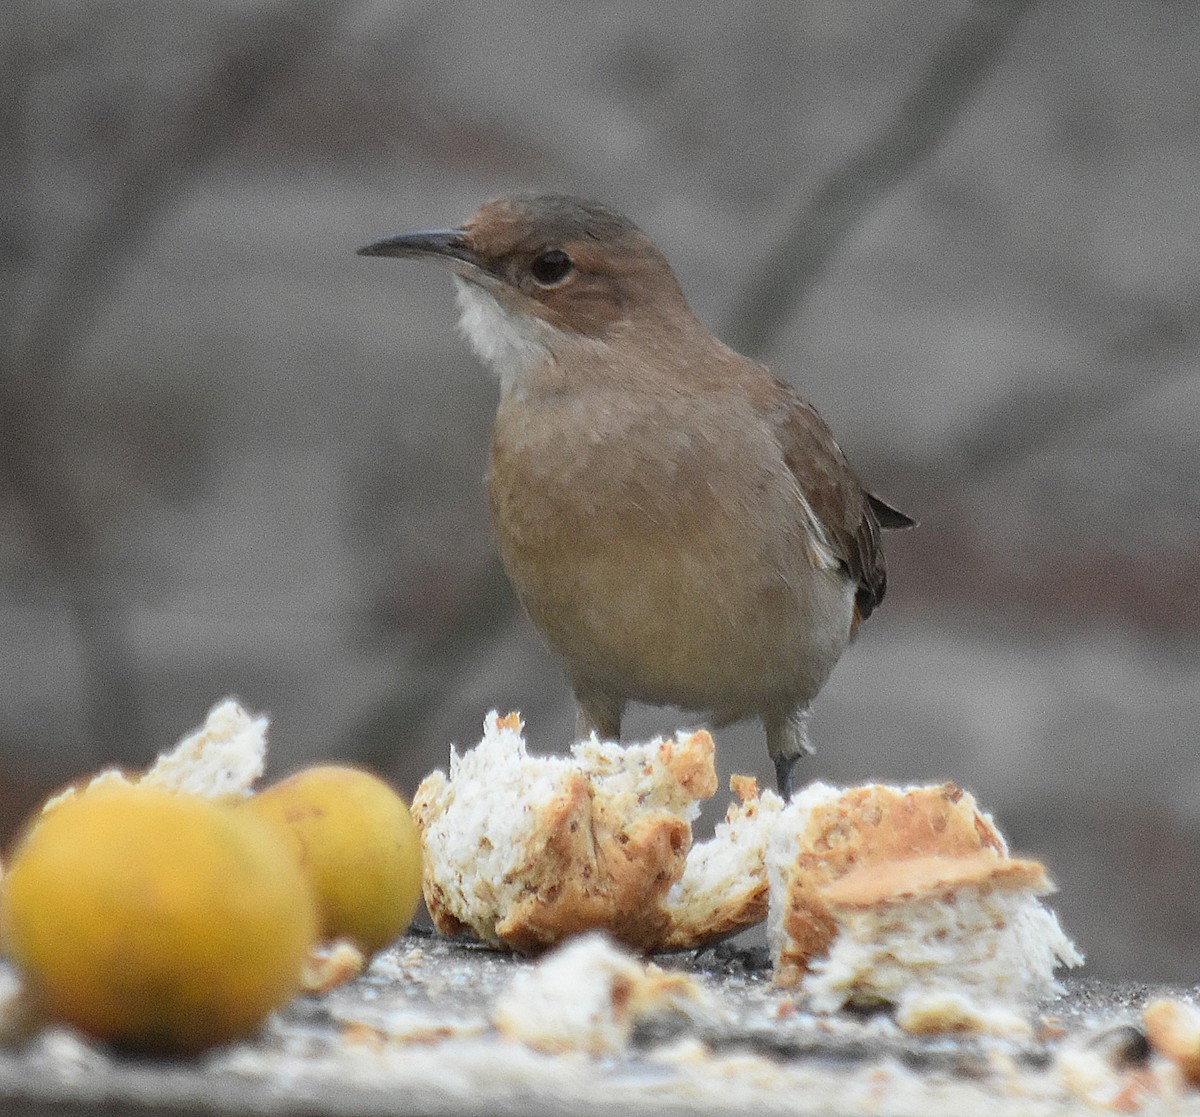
xmin=453 ymin=277 xmax=551 ymax=395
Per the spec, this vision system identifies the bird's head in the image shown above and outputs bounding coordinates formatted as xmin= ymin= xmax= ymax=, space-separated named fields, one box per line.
xmin=359 ymin=194 xmax=693 ymax=393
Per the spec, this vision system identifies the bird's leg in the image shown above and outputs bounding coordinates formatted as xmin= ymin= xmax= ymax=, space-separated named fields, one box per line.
xmin=764 ymin=706 xmax=814 ymax=798
xmin=573 ymin=686 xmax=625 ymax=743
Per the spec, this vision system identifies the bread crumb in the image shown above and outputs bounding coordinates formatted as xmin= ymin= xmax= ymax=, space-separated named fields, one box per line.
xmin=1056 ymin=1042 xmax=1161 ymax=1111
xmin=303 ymin=940 xmax=366 ymax=994
xmin=42 ymin=768 xmax=131 ymax=813
xmin=492 ymin=932 xmax=714 ymax=1055
xmin=897 ymin=989 xmax=1032 ymax=1038
xmin=1056 ymin=1046 xmax=1123 ymax=1107
xmin=1144 ymin=998 xmax=1200 ymax=1085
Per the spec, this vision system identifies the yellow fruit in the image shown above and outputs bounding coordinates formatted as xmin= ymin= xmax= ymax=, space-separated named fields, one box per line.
xmin=242 ymin=766 xmax=422 ymax=955
xmin=0 ymin=785 xmax=317 ymax=1054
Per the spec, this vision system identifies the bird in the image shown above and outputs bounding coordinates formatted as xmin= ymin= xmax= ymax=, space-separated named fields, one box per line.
xmin=359 ymin=194 xmax=914 ymax=796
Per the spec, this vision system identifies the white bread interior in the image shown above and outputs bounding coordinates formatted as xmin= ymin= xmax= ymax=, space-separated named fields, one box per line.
xmin=412 ymin=713 xmax=775 ymax=952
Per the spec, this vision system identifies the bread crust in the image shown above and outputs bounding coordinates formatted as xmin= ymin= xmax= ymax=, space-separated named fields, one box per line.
xmin=819 ymin=853 xmax=1049 ymax=909
xmin=496 ymin=771 xmax=690 ymax=952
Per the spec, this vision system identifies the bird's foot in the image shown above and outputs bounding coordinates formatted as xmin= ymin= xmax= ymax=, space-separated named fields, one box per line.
xmin=766 ymin=707 xmax=814 ymax=799
xmin=573 ymin=689 xmax=624 ymax=745
xmin=774 ymin=753 xmax=802 ymax=799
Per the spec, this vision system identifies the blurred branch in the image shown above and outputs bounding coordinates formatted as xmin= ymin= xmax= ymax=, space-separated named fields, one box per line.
xmin=0 ymin=0 xmax=359 ymax=760
xmin=722 ymin=0 xmax=1037 ymax=358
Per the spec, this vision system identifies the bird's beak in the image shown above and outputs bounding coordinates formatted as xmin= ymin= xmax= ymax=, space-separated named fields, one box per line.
xmin=356 ymin=228 xmax=481 ymax=271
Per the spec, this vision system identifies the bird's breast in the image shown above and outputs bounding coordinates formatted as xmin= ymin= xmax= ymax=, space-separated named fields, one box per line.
xmin=487 ymin=391 xmax=855 ymax=713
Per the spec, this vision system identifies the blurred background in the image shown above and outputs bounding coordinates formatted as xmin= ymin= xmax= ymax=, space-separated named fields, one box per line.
xmin=2 ymin=0 xmax=1198 ymax=981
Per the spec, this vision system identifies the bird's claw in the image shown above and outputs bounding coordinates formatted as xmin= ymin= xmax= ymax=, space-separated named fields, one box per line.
xmin=774 ymin=754 xmax=801 ymax=800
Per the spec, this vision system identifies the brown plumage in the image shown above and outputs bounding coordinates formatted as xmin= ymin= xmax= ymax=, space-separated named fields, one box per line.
xmin=360 ymin=194 xmax=914 ymax=794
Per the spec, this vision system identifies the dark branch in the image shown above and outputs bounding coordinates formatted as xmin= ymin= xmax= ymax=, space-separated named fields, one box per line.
xmin=722 ymin=0 xmax=1038 ymax=358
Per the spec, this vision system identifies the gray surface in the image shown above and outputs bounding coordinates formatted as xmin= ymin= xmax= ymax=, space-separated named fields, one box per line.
xmin=0 ymin=932 xmax=1197 ymax=1117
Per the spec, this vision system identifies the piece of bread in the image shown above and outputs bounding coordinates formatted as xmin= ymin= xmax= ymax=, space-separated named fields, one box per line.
xmin=661 ymin=775 xmax=784 ymax=949
xmin=766 ymin=782 xmax=1083 ymax=1029
xmin=492 ymin=932 xmax=713 ymax=1055
xmin=807 ymin=853 xmax=1082 ymax=1027
xmin=1143 ymin=998 xmax=1200 ymax=1085
xmin=411 ymin=713 xmax=779 ymax=952
xmin=140 ymin=698 xmax=268 ymax=798
xmin=766 ymin=781 xmax=1008 ymax=988
xmin=414 ymin=718 xmax=1083 ymax=1023
xmin=42 ymin=698 xmax=267 ymax=813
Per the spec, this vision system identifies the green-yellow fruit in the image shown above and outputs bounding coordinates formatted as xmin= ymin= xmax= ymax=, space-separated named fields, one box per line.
xmin=0 ymin=785 xmax=317 ymax=1054
xmin=243 ymin=766 xmax=422 ymax=955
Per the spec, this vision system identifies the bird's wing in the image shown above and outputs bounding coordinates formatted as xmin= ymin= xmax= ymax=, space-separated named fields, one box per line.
xmin=760 ymin=380 xmax=897 ymax=620
xmin=866 ymin=492 xmax=917 ymax=530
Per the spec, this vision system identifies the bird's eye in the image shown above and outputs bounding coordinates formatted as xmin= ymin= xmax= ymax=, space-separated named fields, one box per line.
xmin=529 ymin=249 xmax=574 ymax=287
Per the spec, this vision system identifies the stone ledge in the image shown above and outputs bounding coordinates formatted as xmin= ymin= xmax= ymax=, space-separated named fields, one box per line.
xmin=1 ymin=931 xmax=1196 ymax=1117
